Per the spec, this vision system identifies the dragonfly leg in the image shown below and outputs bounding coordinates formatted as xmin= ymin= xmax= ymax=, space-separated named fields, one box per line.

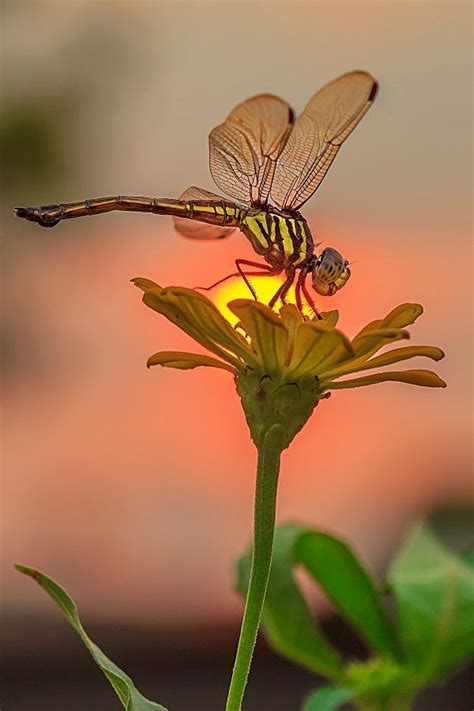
xmin=268 ymin=271 xmax=295 ymax=309
xmin=236 ymin=259 xmax=280 ymax=301
xmin=194 ymin=271 xmax=241 ymax=292
xmin=297 ymin=270 xmax=322 ymax=320
xmin=194 ymin=260 xmax=278 ymax=296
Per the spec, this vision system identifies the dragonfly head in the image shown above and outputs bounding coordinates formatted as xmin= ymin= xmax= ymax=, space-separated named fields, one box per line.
xmin=311 ymin=247 xmax=351 ymax=296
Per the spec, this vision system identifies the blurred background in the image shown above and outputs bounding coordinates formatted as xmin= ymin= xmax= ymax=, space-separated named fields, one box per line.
xmin=1 ymin=1 xmax=473 ymax=709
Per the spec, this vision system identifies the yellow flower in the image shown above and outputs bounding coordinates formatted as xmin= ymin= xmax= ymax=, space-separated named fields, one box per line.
xmin=132 ymin=278 xmax=445 ymax=448
xmin=132 ymin=276 xmax=446 ymax=711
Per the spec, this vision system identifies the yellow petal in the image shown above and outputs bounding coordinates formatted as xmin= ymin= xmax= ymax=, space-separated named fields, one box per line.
xmin=228 ymin=299 xmax=288 ymax=373
xmin=142 ymin=286 xmax=257 ymax=369
xmin=131 ymin=277 xmax=161 ymax=292
xmin=323 ymin=369 xmax=447 ymax=390
xmin=147 ymin=350 xmax=234 ymax=372
xmin=320 ymin=310 xmax=339 ymax=327
xmin=354 ymin=303 xmax=423 ymax=341
xmin=381 ymin=303 xmax=424 ymax=328
xmin=279 ymin=304 xmax=304 ymax=364
xmin=286 ymin=322 xmax=353 ymax=379
xmin=351 ymin=328 xmax=410 ymax=360
xmin=280 ymin=304 xmax=304 ymax=329
xmin=321 ymin=345 xmax=445 ymax=379
xmin=352 ymin=304 xmax=423 ymax=357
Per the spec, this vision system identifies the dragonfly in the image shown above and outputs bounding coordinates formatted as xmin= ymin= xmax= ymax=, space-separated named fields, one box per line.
xmin=15 ymin=70 xmax=378 ymax=315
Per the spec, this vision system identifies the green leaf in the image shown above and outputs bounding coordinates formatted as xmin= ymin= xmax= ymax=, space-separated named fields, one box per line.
xmin=302 ymin=686 xmax=353 ymax=711
xmin=236 ymin=524 xmax=343 ymax=679
xmin=389 ymin=524 xmax=474 ymax=683
xmin=462 ymin=549 xmax=474 ymax=569
xmin=15 ymin=564 xmax=168 ymax=711
xmin=296 ymin=532 xmax=400 ymax=660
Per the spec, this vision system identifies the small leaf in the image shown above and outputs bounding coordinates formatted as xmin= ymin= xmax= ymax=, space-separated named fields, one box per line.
xmin=296 ymin=532 xmax=400 ymax=660
xmin=236 ymin=524 xmax=343 ymax=678
xmin=343 ymin=657 xmax=410 ymax=705
xmin=389 ymin=524 xmax=474 ymax=683
xmin=15 ymin=565 xmax=167 ymax=711
xmin=302 ymin=686 xmax=353 ymax=711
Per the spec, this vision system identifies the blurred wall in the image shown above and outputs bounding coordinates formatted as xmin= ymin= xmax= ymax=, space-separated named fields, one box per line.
xmin=2 ymin=0 xmax=472 ymax=626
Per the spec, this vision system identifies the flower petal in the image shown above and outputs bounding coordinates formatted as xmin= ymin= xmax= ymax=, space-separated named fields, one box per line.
xmin=351 ymin=328 xmax=410 ymax=360
xmin=228 ymin=299 xmax=288 ymax=373
xmin=279 ymin=304 xmax=304 ymax=364
xmin=286 ymin=322 xmax=354 ymax=379
xmin=354 ymin=303 xmax=423 ymax=340
xmin=352 ymin=303 xmax=423 ymax=356
xmin=141 ymin=286 xmax=257 ymax=368
xmin=132 ymin=277 xmax=161 ymax=292
xmin=280 ymin=304 xmax=304 ymax=329
xmin=320 ymin=310 xmax=339 ymax=327
xmin=147 ymin=351 xmax=234 ymax=372
xmin=320 ymin=345 xmax=445 ymax=379
xmin=323 ymin=369 xmax=447 ymax=390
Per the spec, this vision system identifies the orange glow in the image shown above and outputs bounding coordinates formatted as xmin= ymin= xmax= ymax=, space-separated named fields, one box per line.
xmin=213 ymin=275 xmax=304 ymax=324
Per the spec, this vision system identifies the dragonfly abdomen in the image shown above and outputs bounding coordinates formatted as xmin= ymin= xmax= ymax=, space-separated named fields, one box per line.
xmin=15 ymin=196 xmax=245 ymax=228
xmin=153 ymin=198 xmax=244 ymax=227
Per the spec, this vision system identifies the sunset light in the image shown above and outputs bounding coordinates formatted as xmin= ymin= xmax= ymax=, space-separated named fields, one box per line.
xmin=213 ymin=275 xmax=302 ymax=324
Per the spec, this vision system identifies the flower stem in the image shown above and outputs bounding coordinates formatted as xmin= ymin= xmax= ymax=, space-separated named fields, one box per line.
xmin=225 ymin=424 xmax=285 ymax=711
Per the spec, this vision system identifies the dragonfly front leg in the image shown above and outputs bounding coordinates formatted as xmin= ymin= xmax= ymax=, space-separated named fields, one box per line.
xmin=296 ymin=267 xmax=322 ymax=320
xmin=194 ymin=260 xmax=279 ymax=295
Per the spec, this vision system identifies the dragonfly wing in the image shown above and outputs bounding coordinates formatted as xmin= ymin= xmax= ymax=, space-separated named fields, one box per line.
xmin=173 ymin=186 xmax=236 ymax=239
xmin=209 ymin=94 xmax=294 ymax=205
xmin=271 ymin=71 xmax=378 ymax=210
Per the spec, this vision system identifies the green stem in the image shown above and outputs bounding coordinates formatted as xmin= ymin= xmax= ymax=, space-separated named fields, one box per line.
xmin=225 ymin=424 xmax=285 ymax=711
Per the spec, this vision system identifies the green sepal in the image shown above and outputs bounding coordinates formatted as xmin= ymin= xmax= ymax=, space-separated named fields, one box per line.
xmin=15 ymin=564 xmax=168 ymax=711
xmin=235 ymin=368 xmax=322 ymax=450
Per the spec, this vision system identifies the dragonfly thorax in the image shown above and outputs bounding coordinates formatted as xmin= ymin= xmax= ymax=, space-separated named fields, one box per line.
xmin=240 ymin=207 xmax=314 ymax=270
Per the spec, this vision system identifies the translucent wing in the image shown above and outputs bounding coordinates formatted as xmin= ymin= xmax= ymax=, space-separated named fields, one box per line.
xmin=209 ymin=94 xmax=294 ymax=206
xmin=271 ymin=71 xmax=378 ymax=210
xmin=173 ymin=186 xmax=236 ymax=240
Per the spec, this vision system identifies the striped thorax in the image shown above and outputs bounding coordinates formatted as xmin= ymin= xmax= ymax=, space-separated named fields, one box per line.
xmin=240 ymin=208 xmax=314 ymax=269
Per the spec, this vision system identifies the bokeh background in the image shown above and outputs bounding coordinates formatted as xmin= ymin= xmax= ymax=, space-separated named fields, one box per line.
xmin=2 ymin=1 xmax=473 ymax=709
